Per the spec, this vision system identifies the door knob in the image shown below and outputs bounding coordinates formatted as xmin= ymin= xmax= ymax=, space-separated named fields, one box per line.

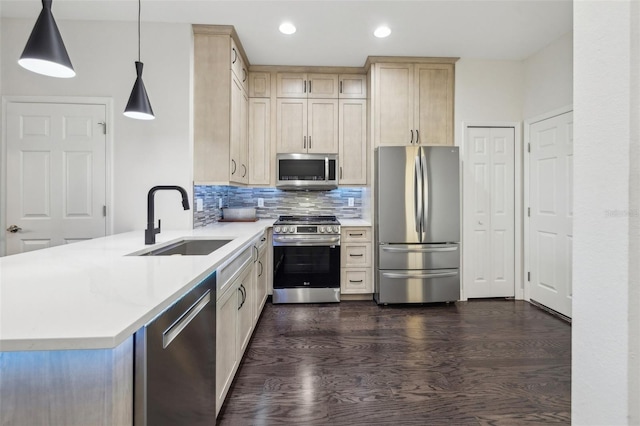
xmin=6 ymin=225 xmax=22 ymax=233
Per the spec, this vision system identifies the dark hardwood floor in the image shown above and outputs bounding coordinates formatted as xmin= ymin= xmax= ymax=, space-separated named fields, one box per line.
xmin=217 ymin=299 xmax=571 ymax=425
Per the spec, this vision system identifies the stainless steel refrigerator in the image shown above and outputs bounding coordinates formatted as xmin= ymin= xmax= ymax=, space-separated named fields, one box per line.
xmin=374 ymin=146 xmax=460 ymax=304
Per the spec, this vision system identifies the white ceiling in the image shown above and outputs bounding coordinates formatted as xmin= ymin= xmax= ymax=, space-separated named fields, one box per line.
xmin=0 ymin=0 xmax=573 ymax=67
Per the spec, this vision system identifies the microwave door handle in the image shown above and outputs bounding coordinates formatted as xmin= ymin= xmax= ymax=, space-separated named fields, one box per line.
xmin=325 ymin=157 xmax=329 ymax=183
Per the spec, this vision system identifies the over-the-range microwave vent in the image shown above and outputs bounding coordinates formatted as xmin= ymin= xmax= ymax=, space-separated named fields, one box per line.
xmin=276 ymin=153 xmax=338 ymax=191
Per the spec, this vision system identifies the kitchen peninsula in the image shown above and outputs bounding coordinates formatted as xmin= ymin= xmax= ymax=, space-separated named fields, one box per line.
xmin=0 ymin=220 xmax=271 ymax=425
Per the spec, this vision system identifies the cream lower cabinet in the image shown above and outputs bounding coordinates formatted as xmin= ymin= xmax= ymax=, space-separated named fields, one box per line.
xmin=340 ymin=227 xmax=373 ymax=294
xmin=215 ymin=237 xmax=267 ymax=417
xmin=253 ymin=232 xmax=269 ymax=321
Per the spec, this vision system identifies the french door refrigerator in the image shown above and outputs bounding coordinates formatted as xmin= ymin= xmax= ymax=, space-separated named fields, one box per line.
xmin=374 ymin=146 xmax=460 ymax=304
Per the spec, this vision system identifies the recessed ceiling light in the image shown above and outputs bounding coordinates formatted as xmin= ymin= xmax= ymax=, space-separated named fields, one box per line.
xmin=279 ymin=22 xmax=296 ymax=35
xmin=374 ymin=26 xmax=391 ymax=38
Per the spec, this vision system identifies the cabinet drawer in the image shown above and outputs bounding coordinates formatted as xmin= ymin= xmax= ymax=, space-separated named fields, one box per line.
xmin=341 ymin=268 xmax=372 ymax=293
xmin=341 ymin=227 xmax=371 ymax=242
xmin=378 ymin=243 xmax=459 ymax=270
xmin=342 ymin=243 xmax=372 ymax=267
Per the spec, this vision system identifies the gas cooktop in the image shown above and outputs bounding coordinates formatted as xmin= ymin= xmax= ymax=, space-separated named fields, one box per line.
xmin=274 ymin=215 xmax=340 ymax=225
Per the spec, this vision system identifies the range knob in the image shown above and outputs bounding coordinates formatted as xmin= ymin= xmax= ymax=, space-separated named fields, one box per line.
xmin=274 ymin=226 xmax=281 ymax=233
xmin=319 ymin=226 xmax=325 ymax=233
xmin=288 ymin=226 xmax=296 ymax=233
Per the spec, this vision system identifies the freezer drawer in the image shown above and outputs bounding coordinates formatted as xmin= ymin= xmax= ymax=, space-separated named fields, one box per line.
xmin=378 ymin=243 xmax=459 ymax=270
xmin=375 ymin=268 xmax=460 ymax=304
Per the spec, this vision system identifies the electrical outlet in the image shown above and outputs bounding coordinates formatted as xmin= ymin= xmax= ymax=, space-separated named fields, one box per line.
xmin=348 ymin=197 xmax=354 ymax=207
xmin=218 ymin=198 xmax=223 ymax=209
xmin=196 ymin=198 xmax=204 ymax=212
xmin=257 ymin=198 xmax=264 ymax=207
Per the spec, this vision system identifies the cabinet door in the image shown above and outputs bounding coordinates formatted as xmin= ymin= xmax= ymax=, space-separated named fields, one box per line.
xmin=339 ymin=99 xmax=367 ymax=184
xmin=277 ymin=98 xmax=307 ymax=153
xmin=308 ymin=73 xmax=339 ymax=98
xmin=249 ymin=98 xmax=271 ymax=185
xmin=339 ymin=74 xmax=367 ymax=99
xmin=374 ymin=63 xmax=413 ymax=146
xmin=255 ymin=248 xmax=268 ymax=321
xmin=307 ymin=99 xmax=338 ymax=154
xmin=277 ymin=73 xmax=307 ymax=98
xmin=230 ymin=74 xmax=243 ymax=183
xmin=249 ymin=72 xmax=271 ymax=98
xmin=414 ymin=64 xmax=454 ymax=146
xmin=216 ymin=284 xmax=238 ymax=415
xmin=230 ymin=38 xmax=248 ymax=92
xmin=237 ymin=265 xmax=254 ymax=355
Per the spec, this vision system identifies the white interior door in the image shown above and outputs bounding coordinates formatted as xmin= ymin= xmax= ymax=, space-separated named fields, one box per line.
xmin=5 ymin=102 xmax=107 ymax=255
xmin=528 ymin=111 xmax=573 ymax=318
xmin=463 ymin=127 xmax=515 ymax=298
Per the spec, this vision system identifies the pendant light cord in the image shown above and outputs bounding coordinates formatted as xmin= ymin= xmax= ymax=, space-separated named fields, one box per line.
xmin=137 ymin=0 xmax=141 ymax=62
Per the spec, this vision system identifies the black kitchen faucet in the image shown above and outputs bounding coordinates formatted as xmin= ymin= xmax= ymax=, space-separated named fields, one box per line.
xmin=145 ymin=185 xmax=190 ymax=245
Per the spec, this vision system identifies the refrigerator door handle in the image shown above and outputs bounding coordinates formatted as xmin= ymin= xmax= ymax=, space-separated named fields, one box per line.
xmin=381 ymin=246 xmax=458 ymax=253
xmin=382 ymin=270 xmax=458 ymax=279
xmin=420 ymin=147 xmax=429 ymax=239
xmin=414 ymin=154 xmax=422 ymax=235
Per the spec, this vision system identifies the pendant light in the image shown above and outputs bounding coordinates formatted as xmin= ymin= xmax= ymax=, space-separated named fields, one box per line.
xmin=18 ymin=0 xmax=75 ymax=78
xmin=124 ymin=0 xmax=155 ymax=120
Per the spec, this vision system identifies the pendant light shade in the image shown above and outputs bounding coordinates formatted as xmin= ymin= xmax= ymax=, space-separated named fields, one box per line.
xmin=124 ymin=61 xmax=154 ymax=120
xmin=18 ymin=0 xmax=75 ymax=78
xmin=124 ymin=0 xmax=155 ymax=120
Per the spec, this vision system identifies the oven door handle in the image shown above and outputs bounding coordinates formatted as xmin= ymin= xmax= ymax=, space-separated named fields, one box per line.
xmin=273 ymin=235 xmax=340 ymax=246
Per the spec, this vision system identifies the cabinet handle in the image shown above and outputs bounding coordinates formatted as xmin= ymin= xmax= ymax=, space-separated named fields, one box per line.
xmin=303 ymin=80 xmax=306 ymax=93
xmin=308 ymin=80 xmax=312 ymax=93
xmin=242 ymin=164 xmax=247 ymax=177
xmin=258 ymin=260 xmax=263 ymax=277
xmin=410 ymin=130 xmax=414 ymax=144
xmin=253 ymin=245 xmax=259 ymax=262
xmin=231 ymin=159 xmax=237 ymax=175
xmin=309 ymin=136 xmax=311 ymax=149
xmin=242 ymin=68 xmax=247 ymax=82
xmin=416 ymin=129 xmax=420 ymax=144
xmin=349 ymin=279 xmax=364 ymax=283
xmin=340 ymin=81 xmax=343 ymax=93
xmin=237 ymin=287 xmax=243 ymax=310
xmin=304 ymin=136 xmax=306 ymax=149
xmin=232 ymin=47 xmax=237 ymax=64
xmin=349 ymin=253 xmax=364 ymax=257
xmin=340 ymin=166 xmax=343 ymax=179
xmin=349 ymin=233 xmax=363 ymax=237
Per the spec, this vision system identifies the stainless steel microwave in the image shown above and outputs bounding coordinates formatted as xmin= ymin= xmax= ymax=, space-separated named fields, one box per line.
xmin=276 ymin=153 xmax=338 ymax=190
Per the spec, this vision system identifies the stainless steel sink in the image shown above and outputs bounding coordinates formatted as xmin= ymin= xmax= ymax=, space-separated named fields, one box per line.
xmin=132 ymin=238 xmax=232 ymax=256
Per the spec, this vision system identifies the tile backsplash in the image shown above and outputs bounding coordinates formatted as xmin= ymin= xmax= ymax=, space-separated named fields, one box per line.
xmin=193 ymin=185 xmax=364 ymax=228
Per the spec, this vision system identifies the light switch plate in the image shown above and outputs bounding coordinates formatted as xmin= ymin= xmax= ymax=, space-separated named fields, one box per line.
xmin=196 ymin=198 xmax=204 ymax=212
xmin=348 ymin=197 xmax=354 ymax=207
xmin=257 ymin=198 xmax=264 ymax=207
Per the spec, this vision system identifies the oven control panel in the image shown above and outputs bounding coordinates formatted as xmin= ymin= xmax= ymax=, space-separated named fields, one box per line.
xmin=273 ymin=225 xmax=340 ymax=234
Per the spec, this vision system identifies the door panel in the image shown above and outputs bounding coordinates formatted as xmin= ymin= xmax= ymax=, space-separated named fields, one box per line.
xmin=276 ymin=98 xmax=306 ymax=153
xmin=307 ymin=99 xmax=338 ymax=154
xmin=375 ymin=64 xmax=412 ymax=146
xmin=463 ymin=127 xmax=515 ymax=298
xmin=6 ymin=102 xmax=107 ymax=255
xmin=529 ymin=111 xmax=573 ymax=318
xmin=415 ymin=64 xmax=453 ymax=146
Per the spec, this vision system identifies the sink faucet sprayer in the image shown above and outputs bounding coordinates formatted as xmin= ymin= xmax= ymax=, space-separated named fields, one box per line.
xmin=145 ymin=185 xmax=190 ymax=245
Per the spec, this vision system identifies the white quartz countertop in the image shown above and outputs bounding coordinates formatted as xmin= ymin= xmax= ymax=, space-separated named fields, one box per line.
xmin=339 ymin=219 xmax=372 ymax=227
xmin=0 ymin=220 xmax=273 ymax=352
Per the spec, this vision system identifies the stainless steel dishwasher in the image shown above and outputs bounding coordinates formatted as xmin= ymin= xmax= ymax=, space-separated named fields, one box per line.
xmin=134 ymin=271 xmax=216 ymax=425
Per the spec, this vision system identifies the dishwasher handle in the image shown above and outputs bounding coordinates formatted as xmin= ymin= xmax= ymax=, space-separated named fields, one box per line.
xmin=162 ymin=290 xmax=211 ymax=349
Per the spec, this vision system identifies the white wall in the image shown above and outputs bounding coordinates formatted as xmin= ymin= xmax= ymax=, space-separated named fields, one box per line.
xmin=454 ymin=58 xmax=524 ymax=145
xmin=523 ymin=32 xmax=573 ymax=119
xmin=1 ymin=18 xmax=193 ymax=234
xmin=573 ymin=1 xmax=640 ymax=424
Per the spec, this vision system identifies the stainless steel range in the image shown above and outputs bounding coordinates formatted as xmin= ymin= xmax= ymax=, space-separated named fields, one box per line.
xmin=272 ymin=215 xmax=341 ymax=304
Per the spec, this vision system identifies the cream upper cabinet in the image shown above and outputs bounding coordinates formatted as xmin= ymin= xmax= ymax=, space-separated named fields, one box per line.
xmin=193 ymin=25 xmax=250 ymax=185
xmin=276 ymin=73 xmax=339 ymax=98
xmin=339 ymin=74 xmax=367 ymax=99
xmin=248 ymin=98 xmax=271 ymax=185
xmin=276 ymin=98 xmax=338 ymax=154
xmin=372 ymin=60 xmax=455 ymax=146
xmin=230 ymin=74 xmax=249 ymax=185
xmin=249 ymin=72 xmax=271 ymax=98
xmin=338 ymin=99 xmax=367 ymax=185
